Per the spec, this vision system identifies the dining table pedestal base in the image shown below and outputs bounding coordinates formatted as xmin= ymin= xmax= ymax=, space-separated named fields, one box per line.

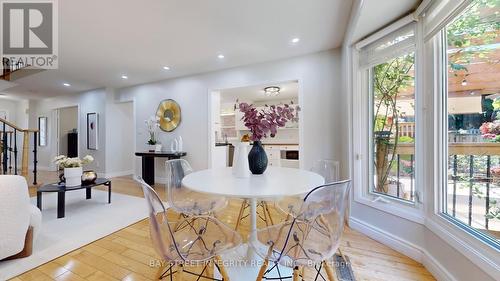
xmin=216 ymin=244 xmax=294 ymax=280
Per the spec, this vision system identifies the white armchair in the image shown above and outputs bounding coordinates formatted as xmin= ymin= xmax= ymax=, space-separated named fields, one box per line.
xmin=0 ymin=175 xmax=41 ymax=260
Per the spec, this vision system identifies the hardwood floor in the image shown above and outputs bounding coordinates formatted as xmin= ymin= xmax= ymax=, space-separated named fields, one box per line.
xmin=9 ymin=171 xmax=436 ymax=281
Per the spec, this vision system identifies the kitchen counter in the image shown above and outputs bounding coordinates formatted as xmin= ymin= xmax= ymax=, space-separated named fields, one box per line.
xmin=215 ymin=142 xmax=232 ymax=146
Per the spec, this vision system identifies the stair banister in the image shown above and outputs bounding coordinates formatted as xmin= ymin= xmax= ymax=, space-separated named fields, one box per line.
xmin=0 ymin=117 xmax=39 ymax=184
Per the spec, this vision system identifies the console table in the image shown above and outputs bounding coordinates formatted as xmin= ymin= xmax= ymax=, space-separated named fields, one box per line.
xmin=135 ymin=151 xmax=187 ymax=185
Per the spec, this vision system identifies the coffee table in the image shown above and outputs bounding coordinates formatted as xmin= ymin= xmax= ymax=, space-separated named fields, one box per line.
xmin=37 ymin=178 xmax=111 ymax=218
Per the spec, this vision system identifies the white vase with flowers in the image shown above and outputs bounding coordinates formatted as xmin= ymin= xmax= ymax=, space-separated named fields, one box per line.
xmin=53 ymin=155 xmax=94 ymax=187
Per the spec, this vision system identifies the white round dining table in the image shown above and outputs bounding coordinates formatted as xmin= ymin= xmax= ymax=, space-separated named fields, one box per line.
xmin=182 ymin=166 xmax=325 ymax=260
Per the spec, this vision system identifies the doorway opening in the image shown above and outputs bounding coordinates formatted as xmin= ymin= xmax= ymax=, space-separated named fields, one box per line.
xmin=57 ymin=106 xmax=79 ymax=157
xmin=209 ymin=80 xmax=301 ymax=168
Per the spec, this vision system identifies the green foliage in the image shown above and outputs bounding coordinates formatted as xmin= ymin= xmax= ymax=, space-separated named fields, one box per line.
xmin=447 ymin=0 xmax=500 ymax=71
xmin=372 ymin=53 xmax=415 ymax=192
xmin=398 ymin=136 xmax=414 ymax=143
xmin=374 ymin=116 xmax=386 ymax=132
xmin=373 ymin=53 xmax=414 ymax=131
xmin=486 ymin=207 xmax=500 ymax=220
xmin=492 ymin=98 xmax=500 ymax=111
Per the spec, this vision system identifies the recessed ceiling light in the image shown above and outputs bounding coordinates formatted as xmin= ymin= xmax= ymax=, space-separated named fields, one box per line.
xmin=163 ymin=66 xmax=170 ymax=70
xmin=291 ymin=37 xmax=300 ymax=43
xmin=264 ymin=86 xmax=281 ymax=97
xmin=217 ymin=54 xmax=225 ymax=59
xmin=63 ymin=83 xmax=71 ymax=87
xmin=121 ymin=75 xmax=128 ymax=79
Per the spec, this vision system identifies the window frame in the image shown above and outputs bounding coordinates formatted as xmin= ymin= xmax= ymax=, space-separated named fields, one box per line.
xmin=425 ymin=10 xmax=500 ymax=277
xmin=436 ymin=24 xmax=500 ymax=250
xmin=352 ymin=19 xmax=425 ymax=224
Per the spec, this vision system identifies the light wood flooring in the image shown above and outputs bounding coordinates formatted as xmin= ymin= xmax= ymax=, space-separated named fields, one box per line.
xmin=8 ymin=171 xmax=436 ymax=281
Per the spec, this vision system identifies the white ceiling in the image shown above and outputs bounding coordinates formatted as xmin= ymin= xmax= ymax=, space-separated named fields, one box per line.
xmin=220 ymin=80 xmax=298 ymax=103
xmin=3 ymin=0 xmax=354 ymax=99
xmin=350 ymin=0 xmax=420 ymax=44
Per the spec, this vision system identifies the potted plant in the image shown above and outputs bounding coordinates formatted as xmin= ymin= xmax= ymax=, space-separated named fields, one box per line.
xmin=236 ymin=101 xmax=299 ymax=174
xmin=145 ymin=116 xmax=161 ymax=152
xmin=53 ymin=155 xmax=94 ymax=187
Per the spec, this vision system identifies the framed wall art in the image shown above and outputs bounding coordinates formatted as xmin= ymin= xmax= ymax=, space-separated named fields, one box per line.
xmin=87 ymin=113 xmax=98 ymax=150
xmin=38 ymin=117 xmax=47 ymax=146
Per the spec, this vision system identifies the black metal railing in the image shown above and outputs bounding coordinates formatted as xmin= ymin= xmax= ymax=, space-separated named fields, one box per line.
xmin=388 ymin=142 xmax=500 ymax=230
xmin=0 ymin=118 xmax=38 ymax=185
xmin=1 ymin=58 xmax=27 ymax=80
xmin=448 ymin=154 xmax=500 ymax=231
xmin=377 ymin=143 xmax=499 ymax=235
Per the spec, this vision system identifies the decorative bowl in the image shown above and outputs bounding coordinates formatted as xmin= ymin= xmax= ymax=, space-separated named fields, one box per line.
xmin=82 ymin=170 xmax=97 ymax=185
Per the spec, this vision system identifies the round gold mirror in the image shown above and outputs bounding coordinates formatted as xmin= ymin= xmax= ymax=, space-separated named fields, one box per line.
xmin=156 ymin=99 xmax=181 ymax=132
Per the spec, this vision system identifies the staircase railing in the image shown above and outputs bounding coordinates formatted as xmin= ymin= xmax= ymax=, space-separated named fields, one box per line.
xmin=0 ymin=117 xmax=38 ymax=185
xmin=1 ymin=58 xmax=28 ymax=81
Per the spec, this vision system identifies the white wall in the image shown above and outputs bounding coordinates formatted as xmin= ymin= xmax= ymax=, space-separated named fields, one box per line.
xmin=0 ymin=98 xmax=29 ymax=171
xmin=0 ymin=98 xmax=28 ymax=126
xmin=104 ymin=94 xmax=134 ymax=177
xmin=117 ymin=49 xmax=343 ymax=182
xmin=28 ymin=88 xmax=107 ymax=172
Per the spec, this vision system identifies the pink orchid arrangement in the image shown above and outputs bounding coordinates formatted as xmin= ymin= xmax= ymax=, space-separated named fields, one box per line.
xmin=237 ymin=101 xmax=299 ymax=141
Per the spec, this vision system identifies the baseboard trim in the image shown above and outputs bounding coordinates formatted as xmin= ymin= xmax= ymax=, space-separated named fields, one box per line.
xmin=102 ymin=170 xmax=134 ymax=178
xmin=349 ymin=217 xmax=422 ymax=262
xmin=29 ymin=165 xmax=51 ymax=171
xmin=154 ymin=177 xmax=167 ymax=184
xmin=421 ymin=249 xmax=456 ymax=281
xmin=349 ymin=217 xmax=456 ymax=281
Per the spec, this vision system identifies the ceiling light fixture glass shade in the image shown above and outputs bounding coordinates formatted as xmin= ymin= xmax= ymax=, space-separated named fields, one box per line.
xmin=264 ymin=86 xmax=280 ymax=96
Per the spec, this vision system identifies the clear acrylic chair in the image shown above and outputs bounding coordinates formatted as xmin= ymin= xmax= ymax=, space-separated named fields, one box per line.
xmin=276 ymin=159 xmax=340 ymax=219
xmin=166 ymin=159 xmax=227 ymax=215
xmin=312 ymin=159 xmax=339 ymax=183
xmin=136 ymin=176 xmax=242 ymax=280
xmin=252 ymin=180 xmax=351 ymax=281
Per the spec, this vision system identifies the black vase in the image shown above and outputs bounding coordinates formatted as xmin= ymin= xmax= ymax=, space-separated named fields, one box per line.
xmin=248 ymin=141 xmax=268 ymax=174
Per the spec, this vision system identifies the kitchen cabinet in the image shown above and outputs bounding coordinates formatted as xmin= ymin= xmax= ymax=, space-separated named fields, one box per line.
xmin=235 ymin=110 xmax=246 ymax=131
xmin=212 ymin=145 xmax=228 ymax=168
xmin=264 ymin=145 xmax=281 ymax=167
xmin=263 ymin=144 xmax=299 ymax=168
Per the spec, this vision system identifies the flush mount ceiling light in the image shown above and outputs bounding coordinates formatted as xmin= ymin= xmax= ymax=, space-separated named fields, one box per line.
xmin=217 ymin=54 xmax=225 ymax=59
xmin=291 ymin=37 xmax=300 ymax=44
xmin=264 ymin=86 xmax=281 ymax=96
xmin=121 ymin=75 xmax=128 ymax=79
xmin=163 ymin=66 xmax=170 ymax=70
xmin=63 ymin=83 xmax=71 ymax=87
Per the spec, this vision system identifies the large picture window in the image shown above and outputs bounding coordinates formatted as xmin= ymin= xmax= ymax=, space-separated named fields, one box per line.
xmin=359 ymin=22 xmax=418 ymax=204
xmin=371 ymin=53 xmax=416 ymax=202
xmin=442 ymin=0 xmax=500 ymax=246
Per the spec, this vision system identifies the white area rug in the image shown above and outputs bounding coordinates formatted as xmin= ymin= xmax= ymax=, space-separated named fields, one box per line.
xmin=0 ymin=189 xmax=148 ymax=280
